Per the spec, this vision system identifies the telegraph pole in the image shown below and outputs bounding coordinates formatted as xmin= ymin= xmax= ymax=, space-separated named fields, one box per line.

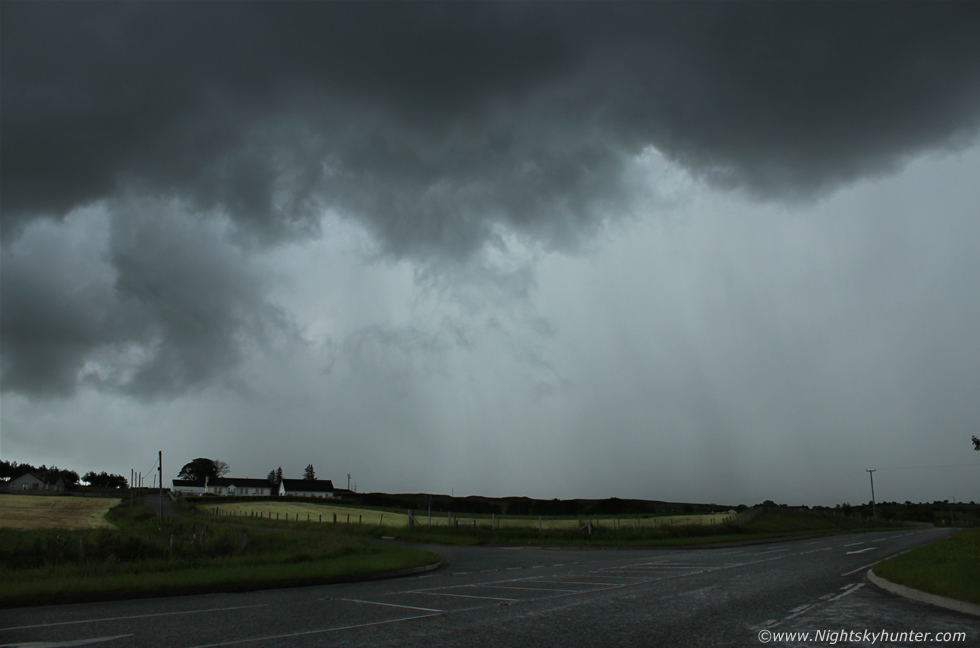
xmin=159 ymin=451 xmax=163 ymax=522
xmin=866 ymin=469 xmax=877 ymax=520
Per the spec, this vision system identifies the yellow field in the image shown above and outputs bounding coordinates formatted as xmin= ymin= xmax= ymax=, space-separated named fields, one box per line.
xmin=205 ymin=501 xmax=733 ymax=530
xmin=0 ymin=494 xmax=120 ymax=529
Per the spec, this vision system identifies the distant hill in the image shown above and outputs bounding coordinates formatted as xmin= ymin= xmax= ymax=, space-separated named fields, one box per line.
xmin=342 ymin=492 xmax=744 ymax=517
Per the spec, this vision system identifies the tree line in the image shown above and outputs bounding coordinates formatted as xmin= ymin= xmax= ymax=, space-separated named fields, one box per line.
xmin=0 ymin=460 xmax=129 ymax=489
xmin=176 ymin=458 xmax=321 ymax=483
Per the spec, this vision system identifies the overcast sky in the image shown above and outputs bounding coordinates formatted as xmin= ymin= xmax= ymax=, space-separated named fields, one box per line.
xmin=3 ymin=2 xmax=980 ymax=507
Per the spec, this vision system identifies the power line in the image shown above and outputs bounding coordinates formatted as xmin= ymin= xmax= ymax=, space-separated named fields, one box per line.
xmin=877 ymin=463 xmax=980 ymax=471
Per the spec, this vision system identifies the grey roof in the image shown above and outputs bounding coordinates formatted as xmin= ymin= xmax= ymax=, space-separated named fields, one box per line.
xmin=172 ymin=477 xmax=275 ymax=488
xmin=281 ymin=479 xmax=335 ymax=492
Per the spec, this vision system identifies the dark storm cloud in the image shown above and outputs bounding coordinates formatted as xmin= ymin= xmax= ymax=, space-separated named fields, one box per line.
xmin=3 ymin=2 xmax=980 ymax=399
xmin=4 ymin=2 xmax=979 ymax=245
xmin=0 ymin=200 xmax=288 ymax=399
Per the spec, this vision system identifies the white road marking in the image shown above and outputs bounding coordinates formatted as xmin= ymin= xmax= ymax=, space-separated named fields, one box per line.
xmin=828 ymin=583 xmax=867 ymax=601
xmin=845 ymin=547 xmax=876 ymax=555
xmin=782 ymin=603 xmax=818 ymax=621
xmin=530 ymin=579 xmax=620 ymax=586
xmin=797 ymin=547 xmax=833 ymax=555
xmin=334 ymin=599 xmax=445 ymax=613
xmin=477 ymin=584 xmax=580 ymax=593
xmin=1 ymin=606 xmax=267 ymax=632
xmin=843 ymin=541 xmax=865 ymax=547
xmin=841 ymin=562 xmax=877 ymax=576
xmin=746 ymin=548 xmax=790 ymax=555
xmin=183 ymin=613 xmax=443 ymax=648
xmin=415 ymin=591 xmax=519 ymax=601
xmin=0 ymin=635 xmax=134 ymax=648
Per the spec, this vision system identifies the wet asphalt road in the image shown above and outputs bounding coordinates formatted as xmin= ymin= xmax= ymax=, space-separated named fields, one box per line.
xmin=2 ymin=528 xmax=976 ymax=648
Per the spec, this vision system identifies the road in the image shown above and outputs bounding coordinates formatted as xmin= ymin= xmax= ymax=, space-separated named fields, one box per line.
xmin=2 ymin=528 xmax=977 ymax=648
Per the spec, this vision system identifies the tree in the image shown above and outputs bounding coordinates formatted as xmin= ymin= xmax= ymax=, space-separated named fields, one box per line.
xmin=276 ymin=466 xmax=283 ymax=483
xmin=59 ymin=469 xmax=80 ymax=488
xmin=303 ymin=464 xmax=316 ymax=480
xmin=82 ymin=471 xmax=128 ymax=488
xmin=177 ymin=458 xmax=228 ymax=482
xmin=973 ymin=435 xmax=979 ymax=451
xmin=214 ymin=459 xmax=231 ymax=477
xmin=267 ymin=469 xmax=278 ymax=483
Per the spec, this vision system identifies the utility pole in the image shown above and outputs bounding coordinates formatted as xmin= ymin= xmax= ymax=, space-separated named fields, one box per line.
xmin=866 ymin=469 xmax=876 ymax=520
xmin=159 ymin=451 xmax=163 ymax=522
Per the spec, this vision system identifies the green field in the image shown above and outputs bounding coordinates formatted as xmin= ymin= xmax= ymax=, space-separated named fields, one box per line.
xmin=0 ymin=494 xmax=120 ymax=530
xmin=203 ymin=500 xmax=735 ymax=530
xmin=0 ymin=499 xmax=439 ymax=607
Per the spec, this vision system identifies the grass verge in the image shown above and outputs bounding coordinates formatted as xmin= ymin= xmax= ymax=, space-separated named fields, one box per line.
xmin=372 ymin=509 xmax=907 ymax=546
xmin=0 ymin=500 xmax=440 ymax=608
xmin=1 ymin=544 xmax=440 ymax=606
xmin=186 ymin=506 xmax=909 ymax=548
xmin=872 ymin=527 xmax=980 ymax=606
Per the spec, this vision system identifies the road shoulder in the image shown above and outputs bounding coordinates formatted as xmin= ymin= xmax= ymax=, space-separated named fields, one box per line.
xmin=867 ymin=568 xmax=980 ymax=617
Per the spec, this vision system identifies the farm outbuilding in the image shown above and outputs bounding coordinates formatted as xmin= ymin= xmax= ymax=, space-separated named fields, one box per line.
xmin=7 ymin=472 xmax=66 ymax=493
xmin=172 ymin=477 xmax=275 ymax=497
xmin=171 ymin=476 xmax=336 ymax=498
xmin=279 ymin=479 xmax=336 ymax=498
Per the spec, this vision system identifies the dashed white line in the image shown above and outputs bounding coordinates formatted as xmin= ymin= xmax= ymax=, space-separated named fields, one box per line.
xmin=530 ymin=579 xmax=620 ymax=586
xmin=797 ymin=547 xmax=833 ymax=555
xmin=841 ymin=562 xmax=878 ymax=576
xmin=0 ymin=634 xmax=134 ymax=647
xmin=828 ymin=583 xmax=867 ymax=601
xmin=334 ymin=599 xmax=445 ymax=613
xmin=415 ymin=591 xmax=519 ymax=602
xmin=1 ymin=605 xmax=268 ymax=632
xmin=478 ymin=585 xmax=580 ymax=593
xmin=845 ymin=547 xmax=876 ymax=555
xmin=183 ymin=613 xmax=443 ymax=648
